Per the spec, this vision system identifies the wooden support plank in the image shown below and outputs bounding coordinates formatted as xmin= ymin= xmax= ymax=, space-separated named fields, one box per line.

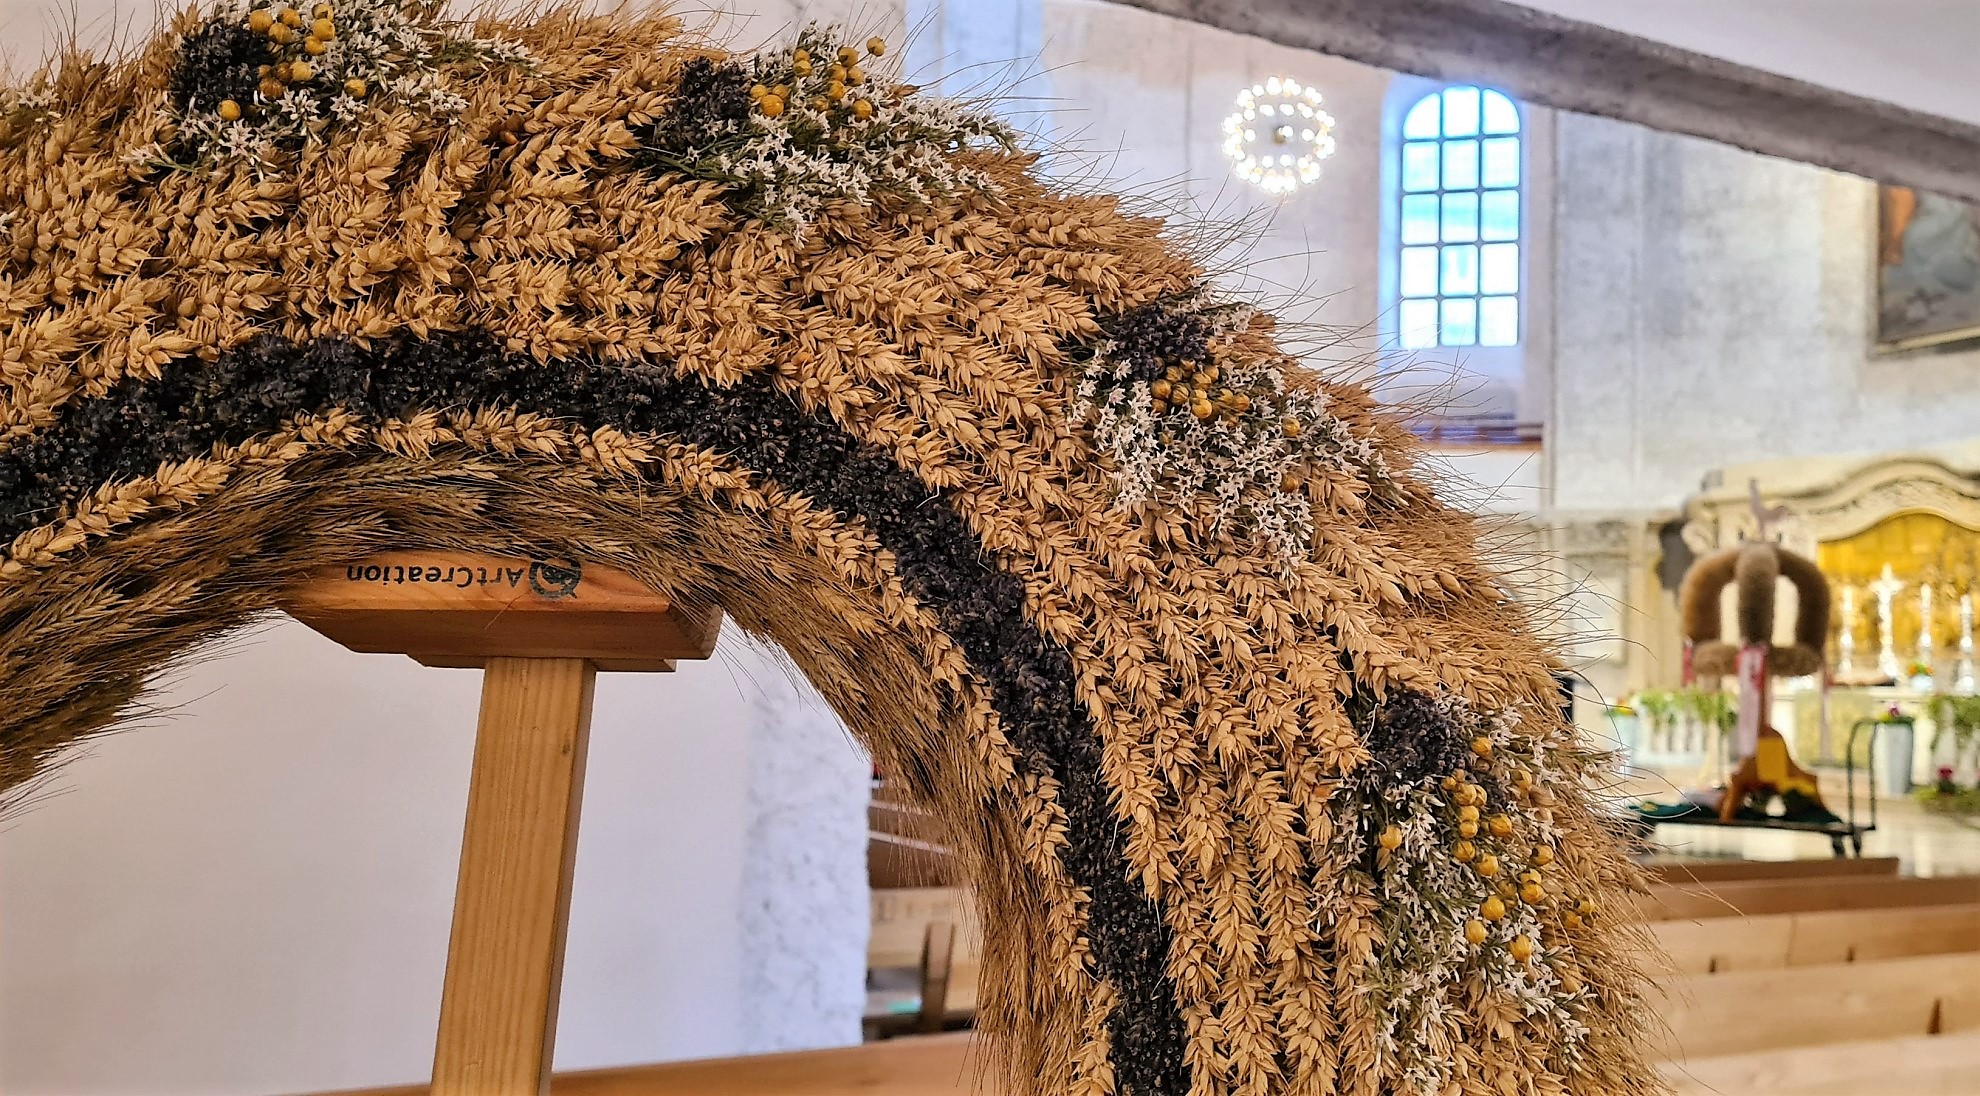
xmin=1664 ymin=1031 xmax=1980 ymax=1095
xmin=430 ymin=657 xmax=595 ymax=1096
xmin=916 ymin=923 xmax=957 ymax=1034
xmin=1639 ymin=875 xmax=1980 ymax=921
xmin=283 ymin=552 xmax=720 ymax=671
xmin=1649 ymin=857 xmax=1900 ymax=885
xmin=1656 ymin=952 xmax=1980 ymax=1060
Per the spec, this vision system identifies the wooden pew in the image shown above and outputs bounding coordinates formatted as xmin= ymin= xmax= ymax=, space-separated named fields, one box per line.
xmin=1655 ymin=903 xmax=1980 ymax=974
xmin=1649 ymin=857 xmax=1900 ymax=885
xmin=1665 ymin=1032 xmax=1980 ymax=1095
xmin=1655 ymin=951 xmax=1980 ymax=1060
xmin=869 ymin=832 xmax=960 ymax=889
xmin=322 ymin=1033 xmax=979 ymax=1096
xmin=1640 ymin=874 xmax=1980 ymax=921
xmin=868 ymin=886 xmax=981 ymax=1027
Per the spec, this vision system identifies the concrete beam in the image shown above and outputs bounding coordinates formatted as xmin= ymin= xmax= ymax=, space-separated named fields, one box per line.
xmin=1103 ymin=0 xmax=1980 ymax=203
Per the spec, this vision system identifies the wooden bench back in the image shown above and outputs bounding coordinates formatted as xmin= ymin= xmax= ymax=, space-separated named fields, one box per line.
xmin=1655 ymin=902 xmax=1980 ymax=974
xmin=1640 ymin=874 xmax=1980 ymax=921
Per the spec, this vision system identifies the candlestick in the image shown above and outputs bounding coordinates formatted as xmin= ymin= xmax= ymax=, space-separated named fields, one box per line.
xmin=1960 ymin=593 xmax=1976 ymax=694
xmin=1871 ymin=564 xmax=1904 ymax=680
xmin=1921 ymin=582 xmax=1936 ymax=669
xmin=1838 ymin=586 xmax=1857 ymax=677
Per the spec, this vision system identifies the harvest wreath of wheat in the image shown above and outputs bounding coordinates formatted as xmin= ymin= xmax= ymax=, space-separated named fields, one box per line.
xmin=0 ymin=5 xmax=1658 ymax=1094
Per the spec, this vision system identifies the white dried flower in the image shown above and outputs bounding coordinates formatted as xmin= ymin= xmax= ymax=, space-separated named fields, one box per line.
xmin=149 ymin=0 xmax=532 ymax=176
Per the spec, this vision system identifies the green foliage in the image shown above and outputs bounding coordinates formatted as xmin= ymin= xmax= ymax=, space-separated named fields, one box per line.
xmin=1930 ymin=694 xmax=1980 ymax=773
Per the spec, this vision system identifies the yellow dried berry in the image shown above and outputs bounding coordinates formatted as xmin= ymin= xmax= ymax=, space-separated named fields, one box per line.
xmin=1457 ymin=804 xmax=1479 ymax=823
xmin=1576 ymin=898 xmax=1598 ymax=917
xmin=1560 ymin=968 xmax=1583 ymax=994
xmin=1279 ymin=472 xmax=1302 ymax=492
xmin=217 ymin=99 xmax=243 ymax=121
xmin=1231 ymin=393 xmax=1252 ymax=411
xmin=311 ymin=17 xmax=335 ymax=38
xmin=1471 ymin=736 xmax=1493 ymax=757
xmin=1533 ymin=845 xmax=1555 ymax=866
xmin=288 ymin=60 xmax=314 ymax=81
xmin=1164 ymin=365 xmax=1184 ymax=381
xmin=344 ymin=77 xmax=367 ymax=98
xmin=1150 ymin=400 xmax=1168 ymax=415
xmin=259 ymin=77 xmax=286 ymax=99
xmin=1452 ymin=840 xmax=1476 ymax=863
xmin=304 ymin=37 xmax=327 ymax=54
xmin=1565 ymin=913 xmax=1585 ymax=930
xmin=852 ymin=98 xmax=874 ymax=119
xmin=1475 ymin=854 xmax=1500 ymax=878
xmin=248 ymin=9 xmax=275 ymax=32
xmin=867 ymin=36 xmax=886 ymax=56
xmin=1521 ymin=881 xmax=1545 ymax=904
xmin=829 ymin=63 xmax=848 ymax=82
xmin=312 ymin=2 xmax=331 ymax=16
xmin=1489 ymin=814 xmax=1513 ymax=839
xmin=1191 ymin=398 xmax=1215 ymax=421
xmin=1282 ymin=418 xmax=1302 ymax=438
xmin=793 ymin=58 xmax=813 ymax=76
xmin=268 ymin=23 xmax=294 ymax=43
xmin=758 ymin=94 xmax=785 ymax=117
xmin=839 ymin=46 xmax=859 ymax=64
xmin=1510 ymin=936 xmax=1535 ymax=962
xmin=1458 ymin=819 xmax=1478 ymax=839
xmin=773 ymin=84 xmax=791 ymax=99
xmin=793 ymin=48 xmax=810 ymax=63
xmin=826 ymin=80 xmax=847 ymax=101
xmin=750 ymin=83 xmax=770 ymax=100
xmin=280 ymin=7 xmax=303 ymax=26
xmin=1464 ymin=920 xmax=1488 ymax=945
xmin=1151 ymin=380 xmax=1172 ymax=400
xmin=1378 ymin=824 xmax=1404 ymax=851
xmin=1440 ymin=776 xmax=1458 ymax=792
xmin=810 ymin=96 xmax=830 ymax=112
xmin=1480 ymin=896 xmax=1506 ymax=921
xmin=847 ymin=66 xmax=865 ymax=84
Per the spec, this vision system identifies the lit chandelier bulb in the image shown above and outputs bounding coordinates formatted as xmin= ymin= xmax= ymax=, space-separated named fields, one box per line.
xmin=1223 ymin=77 xmax=1336 ymax=196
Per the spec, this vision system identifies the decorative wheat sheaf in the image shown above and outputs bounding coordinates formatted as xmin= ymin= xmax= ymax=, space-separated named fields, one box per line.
xmin=0 ymin=5 xmax=1662 ymax=1094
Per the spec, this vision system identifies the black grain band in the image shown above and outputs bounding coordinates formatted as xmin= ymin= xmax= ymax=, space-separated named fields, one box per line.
xmin=0 ymin=332 xmax=1190 ymax=1094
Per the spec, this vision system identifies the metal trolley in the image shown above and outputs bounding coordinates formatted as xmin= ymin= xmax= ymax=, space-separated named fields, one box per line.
xmin=1633 ymin=719 xmax=1883 ymax=858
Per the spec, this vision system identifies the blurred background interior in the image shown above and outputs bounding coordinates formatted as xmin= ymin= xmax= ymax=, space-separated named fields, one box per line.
xmin=10 ymin=1 xmax=1980 ymax=1094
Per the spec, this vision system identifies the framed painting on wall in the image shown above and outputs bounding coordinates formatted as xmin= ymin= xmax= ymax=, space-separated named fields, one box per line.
xmin=1878 ymin=185 xmax=1980 ymax=352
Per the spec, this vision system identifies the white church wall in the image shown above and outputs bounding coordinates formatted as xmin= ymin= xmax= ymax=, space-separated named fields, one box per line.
xmin=1549 ymin=114 xmax=1980 ymax=517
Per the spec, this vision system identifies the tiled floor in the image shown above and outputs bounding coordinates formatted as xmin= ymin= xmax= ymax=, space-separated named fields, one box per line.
xmin=1621 ymin=766 xmax=1980 ymax=876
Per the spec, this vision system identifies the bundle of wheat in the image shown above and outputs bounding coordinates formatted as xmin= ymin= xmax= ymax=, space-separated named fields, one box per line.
xmin=0 ymin=6 xmax=1660 ymax=1094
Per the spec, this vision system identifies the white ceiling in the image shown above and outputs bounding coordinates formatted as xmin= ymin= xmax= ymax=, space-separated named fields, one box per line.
xmin=1509 ymin=0 xmax=1980 ymax=128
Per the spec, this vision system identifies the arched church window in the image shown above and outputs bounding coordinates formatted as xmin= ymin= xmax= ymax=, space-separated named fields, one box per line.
xmin=1397 ymin=86 xmax=1522 ymax=349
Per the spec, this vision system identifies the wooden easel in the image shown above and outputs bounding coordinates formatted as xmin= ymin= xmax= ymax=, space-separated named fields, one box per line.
xmin=283 ymin=551 xmax=720 ymax=1096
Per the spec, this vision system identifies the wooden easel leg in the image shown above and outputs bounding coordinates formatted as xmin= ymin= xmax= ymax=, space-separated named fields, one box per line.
xmin=432 ymin=657 xmax=596 ymax=1096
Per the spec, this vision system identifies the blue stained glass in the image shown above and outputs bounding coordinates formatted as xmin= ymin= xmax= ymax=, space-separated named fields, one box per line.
xmin=1482 ymin=90 xmax=1520 ymax=134
xmin=1480 ymin=296 xmax=1519 ymax=346
xmin=1481 ymin=191 xmax=1519 ymax=241
xmin=1403 ymin=96 xmax=1440 ymax=139
xmin=1442 ymin=140 xmax=1480 ymax=190
xmin=1442 ymin=87 xmax=1480 ymax=137
xmin=1441 ymin=245 xmax=1479 ymax=296
xmin=1441 ymin=298 xmax=1478 ymax=347
xmin=1401 ymin=246 xmax=1439 ymax=297
xmin=1482 ymin=137 xmax=1520 ymax=188
xmin=1403 ymin=142 xmax=1439 ymax=191
xmin=1400 ymin=299 xmax=1439 ymax=349
xmin=1401 ymin=195 xmax=1439 ymax=245
xmin=1481 ymin=243 xmax=1519 ymax=295
xmin=1441 ymin=192 xmax=1479 ymax=243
